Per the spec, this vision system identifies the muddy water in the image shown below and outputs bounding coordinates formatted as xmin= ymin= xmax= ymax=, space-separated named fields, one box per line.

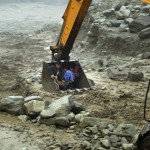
xmin=0 ymin=128 xmax=37 ymax=150
xmin=0 ymin=1 xmax=67 ymax=33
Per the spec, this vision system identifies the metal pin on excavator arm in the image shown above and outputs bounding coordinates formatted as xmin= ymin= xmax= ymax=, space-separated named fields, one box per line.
xmin=42 ymin=0 xmax=93 ymax=92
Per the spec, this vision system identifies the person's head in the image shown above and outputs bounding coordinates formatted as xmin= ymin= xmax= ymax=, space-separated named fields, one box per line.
xmin=63 ymin=66 xmax=68 ymax=72
xmin=55 ymin=62 xmax=61 ymax=69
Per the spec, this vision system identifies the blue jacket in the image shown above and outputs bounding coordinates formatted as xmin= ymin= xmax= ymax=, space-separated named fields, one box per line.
xmin=64 ymin=70 xmax=74 ymax=81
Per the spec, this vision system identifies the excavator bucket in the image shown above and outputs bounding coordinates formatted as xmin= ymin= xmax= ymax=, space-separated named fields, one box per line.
xmin=42 ymin=61 xmax=92 ymax=93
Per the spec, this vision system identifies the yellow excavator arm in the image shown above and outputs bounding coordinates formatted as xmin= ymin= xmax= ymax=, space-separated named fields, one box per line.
xmin=50 ymin=0 xmax=92 ymax=61
xmin=42 ymin=0 xmax=92 ymax=93
xmin=142 ymin=0 xmax=150 ymax=3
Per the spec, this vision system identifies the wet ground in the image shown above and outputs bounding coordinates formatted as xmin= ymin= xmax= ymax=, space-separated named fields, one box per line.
xmin=0 ymin=0 xmax=150 ymax=149
xmin=0 ymin=1 xmax=67 ymax=33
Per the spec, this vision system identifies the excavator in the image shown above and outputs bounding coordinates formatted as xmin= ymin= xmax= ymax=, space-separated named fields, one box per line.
xmin=42 ymin=0 xmax=150 ymax=148
xmin=42 ymin=0 xmax=93 ymax=93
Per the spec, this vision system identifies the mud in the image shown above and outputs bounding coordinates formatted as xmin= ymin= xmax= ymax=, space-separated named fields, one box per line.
xmin=0 ymin=0 xmax=150 ymax=149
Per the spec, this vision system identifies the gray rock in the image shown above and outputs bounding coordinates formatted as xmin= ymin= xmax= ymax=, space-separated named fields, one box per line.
xmin=127 ymin=71 xmax=144 ymax=82
xmin=116 ymin=11 xmax=126 ymax=20
xmin=99 ymin=18 xmax=106 ymax=24
xmin=107 ymin=69 xmax=127 ymax=81
xmin=88 ymin=125 xmax=98 ymax=134
xmin=24 ymin=96 xmax=42 ymax=103
xmin=75 ymin=112 xmax=90 ymax=123
xmin=119 ymin=6 xmax=131 ymax=18
xmin=72 ymin=101 xmax=85 ymax=114
xmin=89 ymin=22 xmax=99 ymax=37
xmin=142 ymin=6 xmax=150 ymax=13
xmin=121 ymin=137 xmax=129 ymax=145
xmin=24 ymin=100 xmax=45 ymax=116
xmin=87 ymin=31 xmax=95 ymax=37
xmin=101 ymin=139 xmax=111 ymax=149
xmin=55 ymin=117 xmax=70 ymax=127
xmin=0 ymin=96 xmax=24 ymax=115
xmin=133 ymin=133 xmax=139 ymax=144
xmin=98 ymin=59 xmax=103 ymax=66
xmin=106 ymin=21 xmax=113 ymax=27
xmin=40 ymin=109 xmax=56 ymax=118
xmin=117 ymin=89 xmax=132 ymax=98
xmin=110 ymin=20 xmax=124 ymax=27
xmin=124 ymin=18 xmax=134 ymax=24
xmin=111 ymin=142 xmax=119 ymax=147
xmin=110 ymin=135 xmax=120 ymax=143
xmin=39 ymin=117 xmax=55 ymax=126
xmin=66 ymin=112 xmax=75 ymax=122
xmin=122 ymin=143 xmax=134 ymax=150
xmin=75 ymin=88 xmax=82 ymax=93
xmin=141 ymin=52 xmax=150 ymax=59
xmin=108 ymin=124 xmax=115 ymax=132
xmin=139 ymin=27 xmax=150 ymax=39
xmin=103 ymin=58 xmax=109 ymax=67
xmin=115 ymin=124 xmax=137 ymax=137
xmin=134 ymin=5 xmax=141 ymax=11
xmin=129 ymin=16 xmax=150 ymax=33
xmin=47 ymin=95 xmax=75 ymax=117
xmin=101 ymin=129 xmax=110 ymax=136
xmin=82 ymin=141 xmax=91 ymax=148
xmin=119 ymin=24 xmax=128 ymax=32
xmin=114 ymin=1 xmax=130 ymax=11
xmin=18 ymin=115 xmax=28 ymax=122
xmin=98 ymin=121 xmax=111 ymax=131
xmin=103 ymin=9 xmax=115 ymax=17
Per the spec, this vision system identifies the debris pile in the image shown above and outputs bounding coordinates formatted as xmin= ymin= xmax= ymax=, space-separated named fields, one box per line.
xmin=89 ymin=1 xmax=150 ymax=39
xmin=0 ymin=94 xmax=140 ymax=149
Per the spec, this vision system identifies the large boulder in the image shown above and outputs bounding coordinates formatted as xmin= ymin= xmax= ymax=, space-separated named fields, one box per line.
xmin=24 ymin=100 xmax=45 ymax=116
xmin=39 ymin=95 xmax=86 ymax=127
xmin=0 ymin=96 xmax=24 ymax=115
xmin=40 ymin=95 xmax=75 ymax=118
xmin=129 ymin=16 xmax=150 ymax=33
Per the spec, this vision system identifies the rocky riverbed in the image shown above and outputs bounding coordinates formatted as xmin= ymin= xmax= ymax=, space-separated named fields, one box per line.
xmin=0 ymin=0 xmax=150 ymax=150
